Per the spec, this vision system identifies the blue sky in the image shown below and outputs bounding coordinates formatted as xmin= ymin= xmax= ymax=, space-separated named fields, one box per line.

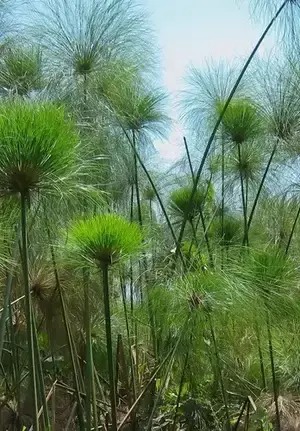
xmin=141 ymin=0 xmax=276 ymax=161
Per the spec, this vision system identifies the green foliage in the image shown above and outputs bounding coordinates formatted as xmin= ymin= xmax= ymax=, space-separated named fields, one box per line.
xmin=70 ymin=213 xmax=142 ymax=265
xmin=0 ymin=100 xmax=78 ymax=195
xmin=246 ymin=247 xmax=293 ymax=290
xmin=144 ymin=186 xmax=156 ymax=201
xmin=0 ymin=45 xmax=43 ymax=96
xmin=211 ymin=214 xmax=242 ymax=246
xmin=217 ymin=98 xmax=262 ymax=145
xmin=228 ymin=142 xmax=263 ymax=182
xmin=170 ymin=184 xmax=213 ymax=222
xmin=99 ymin=66 xmax=168 ymax=136
xmin=30 ymin=0 xmax=151 ymax=74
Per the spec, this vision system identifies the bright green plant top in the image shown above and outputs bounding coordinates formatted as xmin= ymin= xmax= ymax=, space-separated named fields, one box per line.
xmin=217 ymin=98 xmax=262 ymax=144
xmin=0 ymin=101 xmax=78 ymax=196
xmin=70 ymin=214 xmax=142 ymax=266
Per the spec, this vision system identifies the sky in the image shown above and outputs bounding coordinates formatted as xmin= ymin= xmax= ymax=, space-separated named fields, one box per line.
xmin=140 ymin=0 xmax=277 ymax=162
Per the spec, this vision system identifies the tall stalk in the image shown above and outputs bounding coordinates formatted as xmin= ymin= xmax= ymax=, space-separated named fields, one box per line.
xmin=149 ymin=198 xmax=156 ymax=269
xmin=45 ymin=217 xmax=85 ymax=427
xmin=184 ymin=136 xmax=214 ymax=267
xmin=246 ymin=140 xmax=278 ymax=241
xmin=133 ymin=130 xmax=143 ymax=227
xmin=32 ymin=311 xmax=51 ymax=430
xmin=172 ymin=347 xmax=189 ymax=431
xmin=254 ymin=322 xmax=267 ymax=390
xmin=83 ymin=268 xmax=98 ymax=431
xmin=175 ymin=0 xmax=289 ymax=259
xmin=207 ymin=313 xmax=230 ymax=430
xmin=21 ymin=192 xmax=39 ymax=430
xmin=145 ymin=315 xmax=191 ymax=431
xmin=9 ymin=299 xmax=21 ymax=419
xmin=118 ymin=344 xmax=178 ymax=431
xmin=121 ymin=282 xmax=139 ymax=424
xmin=266 ymin=310 xmax=281 ymax=431
xmin=129 ymin=185 xmax=135 ymax=317
xmin=221 ymin=133 xmax=225 ymax=269
xmin=285 ymin=205 xmax=300 ymax=255
xmin=0 ymin=239 xmax=18 ymax=358
xmin=183 ymin=136 xmax=195 ymax=180
xmin=131 ymin=129 xmax=157 ymax=358
xmin=120 ymin=279 xmax=137 ymax=402
xmin=101 ymin=263 xmax=118 ymax=431
xmin=237 ymin=144 xmax=249 ymax=246
xmin=104 ymin=100 xmax=185 ymax=265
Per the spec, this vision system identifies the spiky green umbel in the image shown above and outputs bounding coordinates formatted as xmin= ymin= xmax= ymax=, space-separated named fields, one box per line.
xmin=170 ymin=185 xmax=211 ymax=222
xmin=71 ymin=213 xmax=141 ymax=431
xmin=71 ymin=214 xmax=142 ymax=266
xmin=211 ymin=215 xmax=242 ymax=247
xmin=0 ymin=45 xmax=43 ymax=96
xmin=228 ymin=142 xmax=262 ymax=182
xmin=217 ymin=98 xmax=262 ymax=145
xmin=0 ymin=101 xmax=77 ymax=196
xmin=144 ymin=186 xmax=156 ymax=202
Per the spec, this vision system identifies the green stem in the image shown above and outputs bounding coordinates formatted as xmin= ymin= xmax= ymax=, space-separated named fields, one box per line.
xmin=9 ymin=301 xmax=21 ymax=416
xmin=233 ymin=398 xmax=249 ymax=430
xmin=254 ymin=321 xmax=266 ymax=390
xmin=174 ymin=0 xmax=289 ymax=259
xmin=32 ymin=311 xmax=50 ymax=430
xmin=83 ymin=268 xmax=98 ymax=431
xmin=172 ymin=347 xmax=189 ymax=431
xmin=120 ymin=279 xmax=136 ymax=401
xmin=118 ymin=345 xmax=176 ymax=431
xmin=45 ymin=217 xmax=85 ymax=428
xmin=285 ymin=205 xmax=300 ymax=255
xmin=0 ymin=239 xmax=18 ymax=359
xmin=105 ymin=102 xmax=185 ymax=266
xmin=208 ymin=313 xmax=231 ymax=430
xmin=189 ymin=219 xmax=203 ymax=265
xmin=246 ymin=141 xmax=278 ymax=238
xmin=83 ymin=72 xmax=88 ymax=107
xmin=145 ymin=315 xmax=191 ymax=431
xmin=102 ymin=263 xmax=118 ymax=431
xmin=20 ymin=192 xmax=39 ymax=430
xmin=221 ymin=134 xmax=225 ymax=269
xmin=133 ymin=130 xmax=142 ymax=227
xmin=149 ymin=199 xmax=156 ymax=269
xmin=132 ymin=130 xmax=157 ymax=358
xmin=184 ymin=136 xmax=214 ymax=267
xmin=266 ymin=309 xmax=281 ymax=431
xmin=238 ymin=144 xmax=248 ymax=247
xmin=183 ymin=136 xmax=195 ymax=182
xmin=199 ymin=209 xmax=214 ymax=267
